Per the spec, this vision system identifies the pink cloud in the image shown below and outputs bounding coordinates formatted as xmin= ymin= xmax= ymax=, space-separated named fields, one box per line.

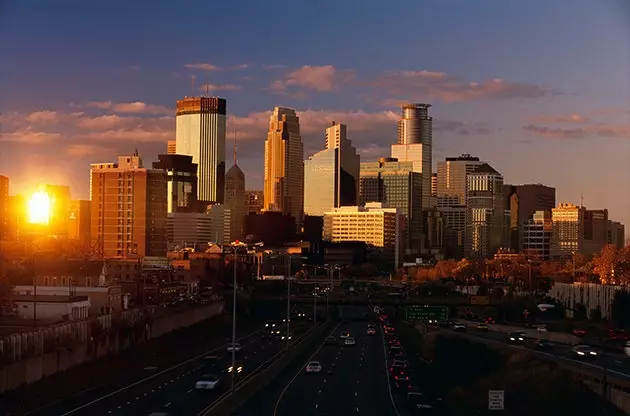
xmin=271 ymin=65 xmax=356 ymax=93
xmin=184 ymin=63 xmax=249 ymax=71
xmin=87 ymin=101 xmax=113 ymax=110
xmin=112 ymin=102 xmax=172 ymax=115
xmin=0 ymin=128 xmax=61 ymax=144
xmin=535 ymin=113 xmax=590 ymax=123
xmin=198 ymin=83 xmax=242 ymax=92
xmin=524 ymin=122 xmax=630 ymax=139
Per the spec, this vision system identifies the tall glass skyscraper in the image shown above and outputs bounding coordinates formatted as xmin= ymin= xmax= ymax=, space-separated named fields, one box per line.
xmin=175 ymin=96 xmax=226 ymax=204
xmin=263 ymin=107 xmax=304 ymax=226
xmin=304 ymin=122 xmax=360 ymax=216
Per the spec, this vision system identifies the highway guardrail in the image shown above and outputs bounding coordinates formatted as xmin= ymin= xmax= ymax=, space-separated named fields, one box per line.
xmin=197 ymin=320 xmax=333 ymax=416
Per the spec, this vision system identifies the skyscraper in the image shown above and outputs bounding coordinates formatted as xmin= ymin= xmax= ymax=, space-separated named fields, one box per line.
xmin=465 ymin=163 xmax=505 ymax=258
xmin=175 ymin=96 xmax=227 ymax=204
xmin=304 ymin=122 xmax=360 ymax=216
xmin=224 ymin=146 xmax=247 ymax=241
xmin=263 ymin=107 xmax=304 ymax=226
xmin=152 ymin=154 xmax=198 ymax=213
xmin=90 ymin=152 xmax=167 ymax=258
xmin=503 ymin=184 xmax=556 ymax=251
xmin=390 ymin=103 xmax=433 ymax=209
xmin=0 ymin=175 xmax=8 ymax=241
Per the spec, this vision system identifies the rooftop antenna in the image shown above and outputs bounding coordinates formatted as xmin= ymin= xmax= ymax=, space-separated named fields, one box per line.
xmin=205 ymin=73 xmax=211 ymax=97
xmin=233 ymin=116 xmax=237 ymax=166
xmin=580 ymin=188 xmax=584 ymax=207
xmin=190 ymin=75 xmax=196 ymax=96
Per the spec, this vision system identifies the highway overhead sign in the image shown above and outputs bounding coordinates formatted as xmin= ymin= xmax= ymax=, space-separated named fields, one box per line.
xmin=488 ymin=390 xmax=504 ymax=410
xmin=405 ymin=305 xmax=448 ymax=322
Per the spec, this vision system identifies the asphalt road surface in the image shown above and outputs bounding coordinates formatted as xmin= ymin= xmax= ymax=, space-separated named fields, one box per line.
xmin=1 ymin=314 xmax=266 ymax=416
xmin=236 ymin=306 xmax=399 ymax=416
xmin=454 ymin=325 xmax=630 ymax=382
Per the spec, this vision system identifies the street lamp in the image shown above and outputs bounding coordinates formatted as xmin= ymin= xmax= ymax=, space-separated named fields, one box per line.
xmin=227 ymin=245 xmax=238 ymax=395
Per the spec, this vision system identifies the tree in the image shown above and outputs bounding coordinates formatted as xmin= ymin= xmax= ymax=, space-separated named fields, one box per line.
xmin=434 ymin=259 xmax=458 ymax=278
xmin=592 ymin=244 xmax=621 ymax=284
xmin=452 ymin=259 xmax=473 ymax=281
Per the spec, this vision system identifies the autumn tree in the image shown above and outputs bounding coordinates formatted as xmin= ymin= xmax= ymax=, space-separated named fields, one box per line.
xmin=592 ymin=244 xmax=621 ymax=284
xmin=434 ymin=259 xmax=458 ymax=278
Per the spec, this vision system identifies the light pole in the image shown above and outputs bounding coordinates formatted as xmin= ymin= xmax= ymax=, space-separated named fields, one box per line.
xmin=528 ymin=259 xmax=533 ymax=293
xmin=286 ymin=254 xmax=291 ymax=348
xmin=230 ymin=246 xmax=237 ymax=395
xmin=313 ymin=289 xmax=317 ymax=326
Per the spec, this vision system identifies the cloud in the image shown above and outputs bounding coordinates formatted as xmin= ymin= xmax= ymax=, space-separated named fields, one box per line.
xmin=370 ymin=70 xmax=556 ymax=102
xmin=126 ymin=65 xmax=141 ymax=72
xmin=184 ymin=63 xmax=249 ymax=71
xmin=25 ymin=110 xmax=59 ymax=124
xmin=112 ymin=102 xmax=172 ymax=115
xmin=198 ymin=83 xmax=242 ymax=92
xmin=87 ymin=101 xmax=113 ymax=110
xmin=65 ymin=144 xmax=109 ymax=156
xmin=0 ymin=128 xmax=62 ymax=144
xmin=263 ymin=64 xmax=286 ymax=70
xmin=522 ymin=124 xmax=585 ymax=139
xmin=524 ymin=121 xmax=630 ymax=140
xmin=271 ymin=65 xmax=356 ymax=93
xmin=535 ymin=113 xmax=590 ymax=123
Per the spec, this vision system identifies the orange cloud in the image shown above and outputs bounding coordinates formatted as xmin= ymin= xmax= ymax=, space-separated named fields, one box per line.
xmin=535 ymin=113 xmax=590 ymax=123
xmin=184 ymin=63 xmax=249 ymax=71
xmin=271 ymin=65 xmax=356 ymax=93
xmin=198 ymin=83 xmax=242 ymax=92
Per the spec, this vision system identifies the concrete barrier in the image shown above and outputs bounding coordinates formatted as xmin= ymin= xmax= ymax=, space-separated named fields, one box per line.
xmin=0 ymin=301 xmax=224 ymax=393
xmin=198 ymin=321 xmax=333 ymax=416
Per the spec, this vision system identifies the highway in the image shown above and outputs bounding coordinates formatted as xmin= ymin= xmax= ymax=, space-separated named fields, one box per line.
xmin=452 ymin=324 xmax=630 ymax=382
xmin=235 ymin=306 xmax=400 ymax=416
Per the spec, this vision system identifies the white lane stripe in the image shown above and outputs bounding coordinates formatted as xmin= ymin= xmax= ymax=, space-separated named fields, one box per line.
xmin=57 ymin=329 xmax=264 ymax=416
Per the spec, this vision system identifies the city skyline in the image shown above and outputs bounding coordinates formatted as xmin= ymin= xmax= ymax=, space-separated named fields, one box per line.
xmin=0 ymin=0 xmax=628 ymax=233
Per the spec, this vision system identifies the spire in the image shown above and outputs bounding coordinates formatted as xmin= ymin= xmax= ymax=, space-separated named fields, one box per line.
xmin=233 ymin=116 xmax=237 ymax=166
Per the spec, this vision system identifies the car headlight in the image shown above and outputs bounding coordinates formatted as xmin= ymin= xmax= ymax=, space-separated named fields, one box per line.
xmin=577 ymin=351 xmax=585 ymax=355
xmin=590 ymin=352 xmax=597 ymax=355
xmin=510 ymin=338 xmax=515 ymax=341
xmin=518 ymin=338 xmax=524 ymax=341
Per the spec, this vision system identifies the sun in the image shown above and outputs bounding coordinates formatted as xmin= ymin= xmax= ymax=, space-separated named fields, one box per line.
xmin=28 ymin=191 xmax=52 ymax=225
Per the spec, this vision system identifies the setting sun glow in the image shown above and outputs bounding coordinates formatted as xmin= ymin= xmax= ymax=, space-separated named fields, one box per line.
xmin=28 ymin=191 xmax=52 ymax=225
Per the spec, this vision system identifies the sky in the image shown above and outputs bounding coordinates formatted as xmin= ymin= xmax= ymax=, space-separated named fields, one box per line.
xmin=0 ymin=0 xmax=629 ymax=234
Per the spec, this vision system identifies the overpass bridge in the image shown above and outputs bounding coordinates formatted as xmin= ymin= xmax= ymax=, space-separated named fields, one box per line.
xmin=251 ymin=294 xmax=499 ymax=306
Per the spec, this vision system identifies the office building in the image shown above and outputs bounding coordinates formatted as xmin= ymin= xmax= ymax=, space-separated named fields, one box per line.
xmin=304 ymin=122 xmax=360 ymax=216
xmin=152 ymin=154 xmax=198 ymax=213
xmin=503 ymin=184 xmax=556 ymax=251
xmin=436 ymin=154 xmax=484 ymax=258
xmin=167 ymin=140 xmax=176 ymax=155
xmin=390 ymin=103 xmax=432 ymax=209
xmin=224 ymin=156 xmax=247 ymax=242
xmin=90 ymin=151 xmax=167 ymax=258
xmin=167 ymin=212 xmax=212 ymax=249
xmin=323 ymin=202 xmax=401 ymax=267
xmin=522 ymin=210 xmax=553 ymax=260
xmin=263 ymin=107 xmax=304 ymax=226
xmin=0 ymin=175 xmax=8 ymax=240
xmin=175 ymin=96 xmax=227 ymax=203
xmin=360 ymin=157 xmax=421 ymax=253
xmin=68 ymin=200 xmax=91 ymax=245
xmin=43 ymin=184 xmax=72 ymax=238
xmin=465 ymin=163 xmax=504 ymax=259
xmin=551 ymin=202 xmax=609 ymax=259
xmin=246 ymin=190 xmax=264 ymax=214
xmin=207 ymin=204 xmax=232 ymax=245
xmin=608 ymin=221 xmax=626 ymax=248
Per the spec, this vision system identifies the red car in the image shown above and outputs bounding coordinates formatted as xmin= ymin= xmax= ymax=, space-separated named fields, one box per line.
xmin=608 ymin=329 xmax=629 ymax=341
xmin=572 ymin=329 xmax=587 ymax=337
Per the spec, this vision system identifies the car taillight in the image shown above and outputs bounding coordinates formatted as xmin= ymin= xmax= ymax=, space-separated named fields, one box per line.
xmin=395 ymin=376 xmax=399 ymax=380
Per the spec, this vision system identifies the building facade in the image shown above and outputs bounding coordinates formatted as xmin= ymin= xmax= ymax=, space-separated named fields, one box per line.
xmin=43 ymin=184 xmax=71 ymax=238
xmin=90 ymin=152 xmax=167 ymax=258
xmin=68 ymin=200 xmax=91 ymax=245
xmin=359 ymin=158 xmax=421 ymax=253
xmin=608 ymin=220 xmax=626 ymax=248
xmin=246 ymin=190 xmax=264 ymax=214
xmin=152 ymin=154 xmax=198 ymax=213
xmin=175 ymin=96 xmax=227 ymax=204
xmin=304 ymin=121 xmax=360 ymax=216
xmin=551 ymin=203 xmax=609 ymax=258
xmin=167 ymin=140 xmax=176 ymax=154
xmin=224 ymin=162 xmax=247 ymax=242
xmin=465 ymin=163 xmax=504 ymax=259
xmin=503 ymin=184 xmax=556 ymax=251
xmin=0 ymin=175 xmax=8 ymax=240
xmin=522 ymin=210 xmax=553 ymax=260
xmin=167 ymin=212 xmax=212 ymax=249
xmin=263 ymin=107 xmax=304 ymax=226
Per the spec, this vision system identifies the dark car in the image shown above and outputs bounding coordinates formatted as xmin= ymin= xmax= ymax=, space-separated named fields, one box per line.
xmin=507 ymin=331 xmax=526 ymax=344
xmin=324 ymin=336 xmax=337 ymax=345
xmin=534 ymin=339 xmax=553 ymax=350
xmin=392 ymin=370 xmax=412 ymax=391
xmin=407 ymin=392 xmax=441 ymax=414
xmin=389 ymin=345 xmax=403 ymax=356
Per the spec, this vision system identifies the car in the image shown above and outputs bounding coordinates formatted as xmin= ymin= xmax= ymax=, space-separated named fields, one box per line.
xmin=572 ymin=344 xmax=598 ymax=359
xmin=391 ymin=369 xmax=411 ymax=390
xmin=485 ymin=317 xmax=495 ymax=324
xmin=340 ymin=331 xmax=351 ymax=339
xmin=572 ymin=329 xmax=587 ymax=337
xmin=306 ymin=360 xmax=322 ymax=373
xmin=407 ymin=392 xmax=441 ymax=413
xmin=388 ymin=338 xmax=400 ymax=346
xmin=534 ymin=339 xmax=553 ymax=350
xmin=452 ymin=322 xmax=467 ymax=332
xmin=536 ymin=325 xmax=548 ymax=332
xmin=265 ymin=321 xmax=278 ymax=329
xmin=507 ymin=331 xmax=525 ymax=344
xmin=392 ymin=359 xmax=408 ymax=367
xmin=476 ymin=323 xmax=489 ymax=331
xmin=227 ymin=364 xmax=243 ymax=374
xmin=226 ymin=342 xmax=242 ymax=353
xmin=195 ymin=374 xmax=220 ymax=390
xmin=325 ymin=336 xmax=337 ymax=345
xmin=389 ymin=345 xmax=403 ymax=356
xmin=367 ymin=327 xmax=376 ymax=335
xmin=345 ymin=337 xmax=356 ymax=346
xmin=281 ymin=333 xmax=292 ymax=341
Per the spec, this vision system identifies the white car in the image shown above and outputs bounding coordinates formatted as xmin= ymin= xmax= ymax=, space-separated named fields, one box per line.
xmin=306 ymin=361 xmax=322 ymax=373
xmin=536 ymin=325 xmax=548 ymax=332
xmin=572 ymin=345 xmax=598 ymax=359
xmin=345 ymin=337 xmax=356 ymax=346
xmin=227 ymin=342 xmax=242 ymax=353
xmin=195 ymin=374 xmax=220 ymax=390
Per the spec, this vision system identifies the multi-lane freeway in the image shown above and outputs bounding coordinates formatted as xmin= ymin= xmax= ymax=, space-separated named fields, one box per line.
xmin=235 ymin=306 xmax=417 ymax=416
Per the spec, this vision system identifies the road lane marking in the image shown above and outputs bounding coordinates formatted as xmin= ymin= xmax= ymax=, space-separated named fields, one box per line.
xmin=165 ymin=402 xmax=171 ymax=407
xmin=57 ymin=329 xmax=264 ymax=416
xmin=356 ymin=407 xmax=360 ymax=412
xmin=273 ymin=324 xmax=339 ymax=416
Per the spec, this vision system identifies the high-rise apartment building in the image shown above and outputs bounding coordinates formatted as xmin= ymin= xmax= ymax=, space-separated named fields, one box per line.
xmin=608 ymin=220 xmax=626 ymax=248
xmin=152 ymin=154 xmax=198 ymax=213
xmin=0 ymin=175 xmax=8 ymax=241
xmin=550 ymin=202 xmax=609 ymax=258
xmin=263 ymin=107 xmax=304 ymax=226
xmin=390 ymin=103 xmax=432 ymax=209
xmin=304 ymin=122 xmax=360 ymax=216
xmin=175 ymin=96 xmax=227 ymax=204
xmin=323 ymin=202 xmax=401 ymax=267
xmin=90 ymin=152 xmax=167 ymax=258
xmin=246 ymin=190 xmax=264 ymax=214
xmin=503 ymin=184 xmax=556 ymax=251
xmin=436 ymin=154 xmax=484 ymax=258
xmin=522 ymin=210 xmax=553 ymax=260
xmin=360 ymin=157 xmax=421 ymax=253
xmin=167 ymin=212 xmax=212 ymax=248
xmin=465 ymin=163 xmax=504 ymax=258
xmin=68 ymin=200 xmax=91 ymax=245
xmin=167 ymin=140 xmax=176 ymax=155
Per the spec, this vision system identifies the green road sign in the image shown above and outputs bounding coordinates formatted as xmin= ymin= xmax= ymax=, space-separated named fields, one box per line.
xmin=405 ymin=305 xmax=449 ymax=322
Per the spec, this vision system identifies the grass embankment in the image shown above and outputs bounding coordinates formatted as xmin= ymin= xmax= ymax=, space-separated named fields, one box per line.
xmin=397 ymin=323 xmax=625 ymax=416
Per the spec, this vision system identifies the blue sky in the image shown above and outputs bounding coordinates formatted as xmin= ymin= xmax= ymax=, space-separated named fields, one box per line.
xmin=0 ymin=0 xmax=628 ymax=233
